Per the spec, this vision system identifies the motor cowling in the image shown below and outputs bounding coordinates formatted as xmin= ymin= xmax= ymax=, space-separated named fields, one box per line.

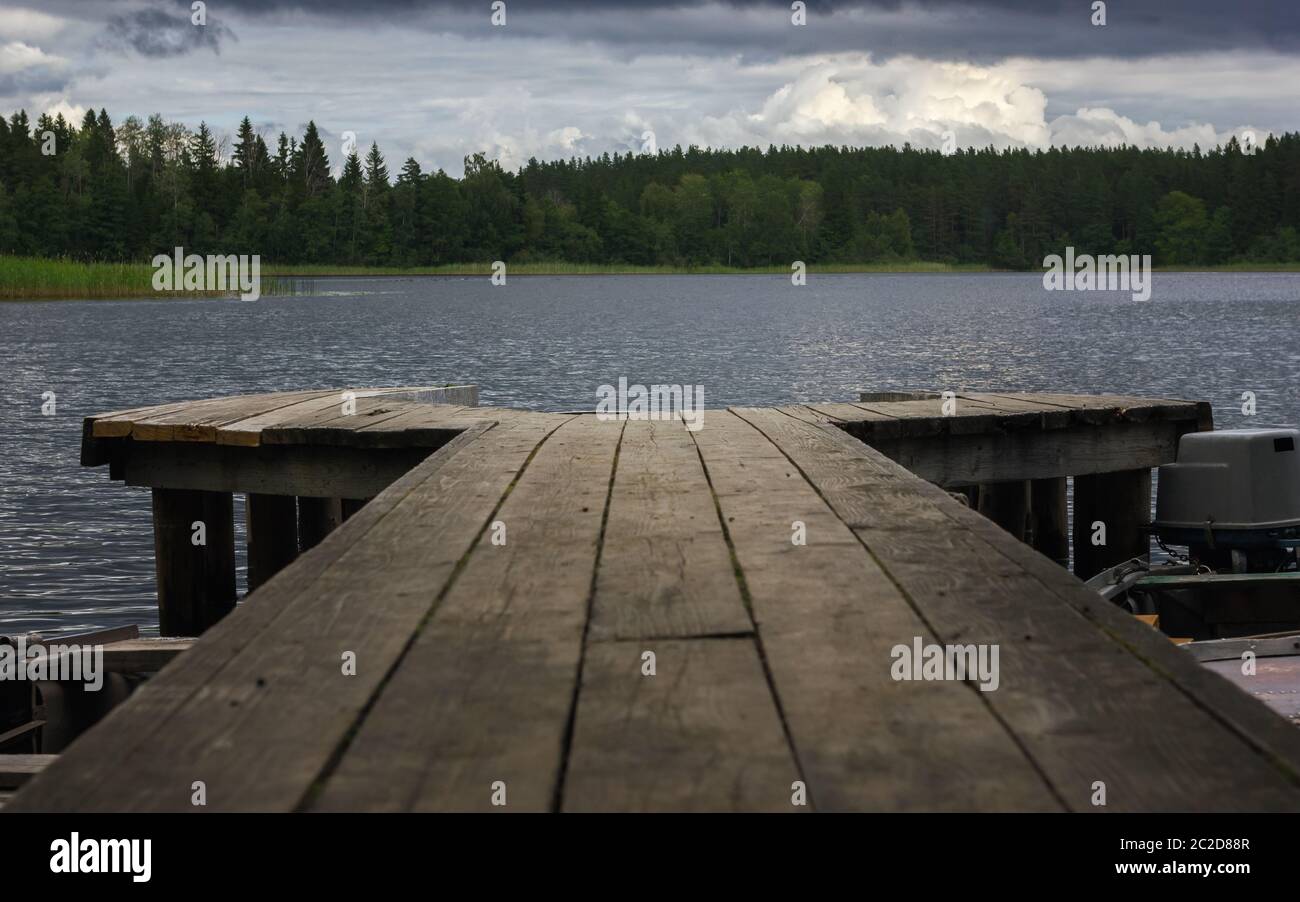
xmin=1154 ymin=428 xmax=1300 ymax=571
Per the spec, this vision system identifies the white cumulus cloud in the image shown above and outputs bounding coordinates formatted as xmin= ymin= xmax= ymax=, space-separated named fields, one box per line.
xmin=674 ymin=57 xmax=1257 ymax=153
xmin=0 ymin=40 xmax=61 ymax=74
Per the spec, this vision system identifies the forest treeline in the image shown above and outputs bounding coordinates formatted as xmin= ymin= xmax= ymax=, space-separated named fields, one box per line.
xmin=1 ymin=107 xmax=1298 ymax=269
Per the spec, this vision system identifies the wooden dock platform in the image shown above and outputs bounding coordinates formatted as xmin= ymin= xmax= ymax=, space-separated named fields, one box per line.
xmin=10 ymin=389 xmax=1300 ymax=812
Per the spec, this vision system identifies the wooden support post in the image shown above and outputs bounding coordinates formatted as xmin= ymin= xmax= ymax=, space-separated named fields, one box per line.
xmin=246 ymin=493 xmax=299 ymax=592
xmin=977 ymin=481 xmax=1030 ymax=542
xmin=1072 ymin=468 xmax=1152 ymax=579
xmin=298 ymin=497 xmax=343 ymax=551
xmin=151 ymin=488 xmax=236 ymax=636
xmin=0 ymin=638 xmax=39 ymax=754
xmin=1028 ymin=477 xmax=1069 ymax=567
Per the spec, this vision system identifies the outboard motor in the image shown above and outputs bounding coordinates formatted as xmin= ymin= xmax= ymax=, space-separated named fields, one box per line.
xmin=1154 ymin=428 xmax=1300 ymax=573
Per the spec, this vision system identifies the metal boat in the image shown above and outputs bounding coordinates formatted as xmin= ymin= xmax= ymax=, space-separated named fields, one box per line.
xmin=1087 ymin=427 xmax=1300 ymax=725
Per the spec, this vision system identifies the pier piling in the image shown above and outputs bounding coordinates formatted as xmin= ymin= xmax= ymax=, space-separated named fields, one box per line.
xmin=1029 ymin=476 xmax=1070 ymax=567
xmin=297 ymin=496 xmax=343 ymax=551
xmin=150 ymin=487 xmax=236 ymax=636
xmin=1072 ymin=468 xmax=1153 ymax=579
xmin=246 ymin=493 xmax=299 ymax=591
xmin=977 ymin=480 xmax=1030 ymax=541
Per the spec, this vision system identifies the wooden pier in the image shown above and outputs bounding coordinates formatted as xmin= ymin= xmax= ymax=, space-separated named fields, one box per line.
xmin=9 ymin=388 xmax=1300 ymax=812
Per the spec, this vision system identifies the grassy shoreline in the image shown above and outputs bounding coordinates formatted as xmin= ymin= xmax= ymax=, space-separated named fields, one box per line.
xmin=3 ymin=255 xmax=1299 ymax=300
xmin=0 ymin=256 xmax=291 ymax=301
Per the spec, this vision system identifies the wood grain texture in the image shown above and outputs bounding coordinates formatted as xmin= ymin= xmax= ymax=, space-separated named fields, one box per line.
xmin=774 ymin=404 xmax=837 ymax=425
xmin=562 ymin=639 xmax=802 ymax=812
xmin=312 ymin=415 xmax=619 ymax=812
xmin=871 ymin=419 xmax=1187 ymax=486
xmin=127 ymin=391 xmax=336 ymax=443
xmin=7 ymin=422 xmax=508 ymax=812
xmin=589 ymin=417 xmax=752 ymax=640
xmin=122 ymin=442 xmax=434 ymax=498
xmin=219 ymin=393 xmax=412 ymax=447
xmin=25 ymin=389 xmax=1295 ymax=814
xmin=803 ymin=420 xmax=1300 ymax=812
xmin=85 ymin=388 xmax=479 ymax=464
xmin=694 ymin=411 xmax=1060 ymax=811
xmin=259 ymin=400 xmax=463 ymax=447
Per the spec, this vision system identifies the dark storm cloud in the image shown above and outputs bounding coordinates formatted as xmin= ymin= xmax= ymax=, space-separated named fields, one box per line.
xmin=158 ymin=0 xmax=1298 ymax=60
xmin=5 ymin=0 xmax=1293 ymax=168
xmin=101 ymin=7 xmax=235 ymax=58
xmin=0 ymin=69 xmax=71 ymax=96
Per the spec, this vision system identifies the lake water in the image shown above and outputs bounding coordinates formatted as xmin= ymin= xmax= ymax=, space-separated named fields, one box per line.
xmin=2 ymin=272 xmax=1299 ymax=636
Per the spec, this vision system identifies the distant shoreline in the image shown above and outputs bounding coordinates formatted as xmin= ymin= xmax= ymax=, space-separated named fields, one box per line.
xmin=3 ymin=255 xmax=1299 ymax=301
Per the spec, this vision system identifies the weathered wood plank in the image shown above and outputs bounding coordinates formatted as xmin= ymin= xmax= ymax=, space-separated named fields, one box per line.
xmin=256 ymin=398 xmax=455 ymax=446
xmin=86 ymin=399 xmax=202 ymax=438
xmin=0 ymin=755 xmax=56 ymax=789
xmin=868 ymin=418 xmax=1190 ymax=486
xmin=859 ymin=390 xmax=942 ymax=402
xmin=845 ymin=392 xmax=1203 ymax=435
xmin=841 ymin=427 xmax=1300 ymax=801
xmin=100 ymin=639 xmax=192 ymax=673
xmin=215 ymin=393 xmax=380 ymax=447
xmin=260 ymin=404 xmax=495 ymax=449
xmin=212 ymin=393 xmax=360 ymax=447
xmin=7 ymin=421 xmax=519 ymax=812
xmin=346 ymin=405 xmax=481 ymax=447
xmin=312 ymin=415 xmax=620 ymax=812
xmin=694 ymin=411 xmax=1060 ymax=811
xmin=792 ymin=419 xmax=1300 ymax=811
xmin=34 ymin=389 xmax=1283 ymax=813
xmin=82 ymin=399 xmax=196 ymax=465
xmin=589 ymin=417 xmax=751 ymax=640
xmin=840 ymin=398 xmax=1028 ymax=438
xmin=35 ymin=639 xmax=192 ymax=674
xmin=957 ymin=393 xmax=1074 ymax=428
xmin=726 ymin=409 xmax=948 ymax=531
xmin=562 ymin=639 xmax=803 ymax=812
xmin=122 ymin=441 xmax=435 ymax=498
xmin=998 ymin=392 xmax=1206 ymax=426
xmin=775 ymin=404 xmax=836 ymax=425
xmin=126 ymin=391 xmax=337 ymax=443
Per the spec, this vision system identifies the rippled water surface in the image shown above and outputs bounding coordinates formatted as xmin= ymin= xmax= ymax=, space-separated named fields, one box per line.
xmin=2 ymin=272 xmax=1299 ymax=635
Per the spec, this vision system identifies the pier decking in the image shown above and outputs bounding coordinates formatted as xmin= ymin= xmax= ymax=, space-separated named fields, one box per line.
xmin=10 ymin=389 xmax=1300 ymax=812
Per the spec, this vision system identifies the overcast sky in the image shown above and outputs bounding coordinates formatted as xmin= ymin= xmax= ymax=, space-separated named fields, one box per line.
xmin=1 ymin=0 xmax=1296 ymax=176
